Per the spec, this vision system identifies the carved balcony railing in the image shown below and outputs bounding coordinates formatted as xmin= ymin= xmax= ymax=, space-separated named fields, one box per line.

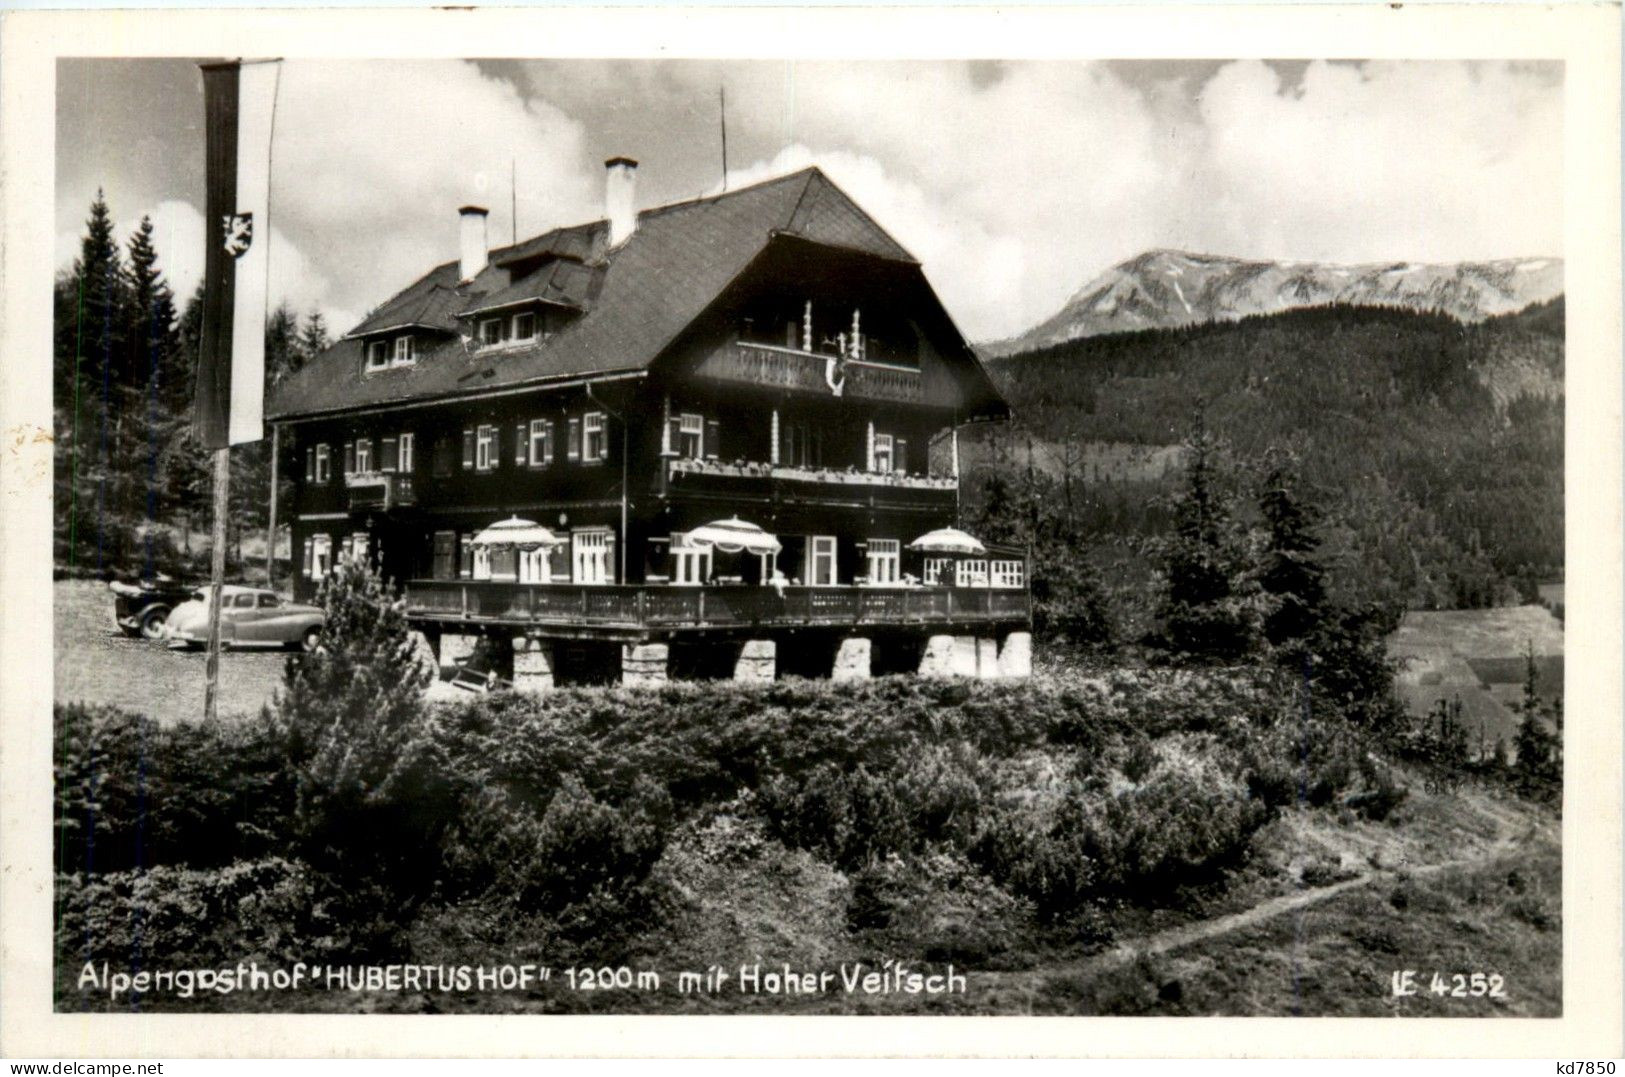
xmin=667 ymin=456 xmax=956 ymax=492
xmin=694 ymin=339 xmax=925 ymax=403
xmin=344 ymin=471 xmax=415 ymax=511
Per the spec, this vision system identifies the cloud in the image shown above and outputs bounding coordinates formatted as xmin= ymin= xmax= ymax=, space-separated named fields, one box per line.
xmin=519 ymin=59 xmax=1560 ymax=340
xmin=270 ymin=60 xmax=598 ymax=332
xmin=59 ymin=59 xmax=1565 ymax=345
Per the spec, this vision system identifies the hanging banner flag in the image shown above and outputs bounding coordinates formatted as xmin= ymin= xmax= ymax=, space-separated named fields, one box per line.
xmin=195 ymin=59 xmax=279 ymax=448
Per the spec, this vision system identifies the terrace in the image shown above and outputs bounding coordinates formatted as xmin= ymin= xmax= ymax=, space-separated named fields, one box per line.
xmin=403 ymin=580 xmax=1031 ymax=642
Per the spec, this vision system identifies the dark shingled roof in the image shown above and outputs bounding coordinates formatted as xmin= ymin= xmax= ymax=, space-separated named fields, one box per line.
xmin=269 ymin=168 xmax=930 ymax=420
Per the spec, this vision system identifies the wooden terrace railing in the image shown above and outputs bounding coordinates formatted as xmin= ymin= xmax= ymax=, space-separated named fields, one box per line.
xmin=404 ymin=581 xmax=1031 ymax=631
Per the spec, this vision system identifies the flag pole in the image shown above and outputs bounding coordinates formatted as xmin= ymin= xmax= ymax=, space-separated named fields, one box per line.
xmin=266 ymin=423 xmax=279 ymax=585
xmin=204 ymin=445 xmax=229 ymax=722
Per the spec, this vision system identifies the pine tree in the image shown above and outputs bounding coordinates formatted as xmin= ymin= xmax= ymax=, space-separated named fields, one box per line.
xmin=123 ymin=216 xmax=182 ymax=571
xmin=274 ymin=553 xmax=442 ymax=892
xmin=1257 ymin=453 xmax=1328 ymax=646
xmin=297 ymin=309 xmax=330 ymax=368
xmin=265 ymin=302 xmax=301 ymax=386
xmin=1512 ymin=641 xmax=1558 ymax=798
xmin=54 ymin=191 xmax=129 ymax=572
xmin=1148 ymin=419 xmax=1259 ymax=662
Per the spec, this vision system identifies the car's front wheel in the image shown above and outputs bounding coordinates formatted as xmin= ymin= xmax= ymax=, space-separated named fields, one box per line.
xmin=138 ymin=606 xmax=170 ymax=640
xmin=300 ymin=626 xmax=322 ymax=653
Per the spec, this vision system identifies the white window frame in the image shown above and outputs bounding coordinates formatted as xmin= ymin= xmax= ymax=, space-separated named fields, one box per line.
xmin=480 ymin=318 xmax=505 ymax=346
xmin=398 ymin=432 xmax=414 ymax=472
xmin=866 ymin=539 xmax=900 ymax=586
xmin=956 ymin=559 xmax=989 ymax=588
xmin=311 ymin=534 xmax=332 ymax=578
xmin=513 ymin=312 xmax=537 ymax=341
xmin=528 ymin=419 xmax=552 ymax=466
xmin=991 ymin=559 xmax=1026 ymax=589
xmin=366 ymin=341 xmax=389 ymax=371
xmin=678 ymin=413 xmax=704 ymax=459
xmin=519 ymin=548 xmax=551 ymax=584
xmin=806 ymin=535 xmax=837 ymax=587
xmin=583 ymin=411 xmax=606 ymax=462
xmin=923 ymin=557 xmax=951 ymax=586
xmin=572 ymin=529 xmax=614 ymax=585
xmin=475 ymin=424 xmax=497 ymax=471
xmin=873 ymin=433 xmax=894 ymax=473
xmin=392 ymin=335 xmax=416 ymax=366
xmin=355 ymin=438 xmax=372 ymax=474
xmin=472 ymin=546 xmax=492 ymax=580
xmin=314 ymin=444 xmax=331 ymax=483
xmin=670 ymin=532 xmax=713 ymax=586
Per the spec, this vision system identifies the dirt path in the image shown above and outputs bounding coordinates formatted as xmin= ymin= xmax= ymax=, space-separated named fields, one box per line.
xmin=983 ymin=788 xmax=1552 ymax=1001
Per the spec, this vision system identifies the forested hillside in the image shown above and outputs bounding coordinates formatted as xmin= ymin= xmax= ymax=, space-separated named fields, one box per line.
xmin=968 ymin=301 xmax=1563 ymax=615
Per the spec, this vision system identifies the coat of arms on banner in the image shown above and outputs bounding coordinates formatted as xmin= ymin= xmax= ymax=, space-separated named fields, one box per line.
xmin=222 ymin=211 xmax=253 ymax=257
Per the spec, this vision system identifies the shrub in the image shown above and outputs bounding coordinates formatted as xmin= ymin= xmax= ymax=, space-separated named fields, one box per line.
xmin=273 ymin=554 xmax=447 ymax=898
xmin=55 ymin=858 xmax=334 ymax=969
xmin=1078 ymin=769 xmax=1270 ymax=899
xmin=1239 ymin=715 xmax=1365 ymax=810
xmin=846 ymin=850 xmax=1032 ymax=963
xmin=443 ymin=774 xmax=672 ymax=913
xmin=54 ymin=703 xmax=291 ymax=875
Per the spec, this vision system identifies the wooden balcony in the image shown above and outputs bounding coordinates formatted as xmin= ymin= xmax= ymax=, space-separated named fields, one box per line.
xmin=694 ymin=340 xmax=925 ymax=404
xmin=666 ymin=457 xmax=956 ymax=506
xmin=404 ymin=581 xmax=1030 ymax=640
xmin=345 ymin=471 xmax=415 ymax=511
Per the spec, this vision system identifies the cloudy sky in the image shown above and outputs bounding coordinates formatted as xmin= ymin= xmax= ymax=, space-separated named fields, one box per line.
xmin=56 ymin=58 xmax=1562 ymax=342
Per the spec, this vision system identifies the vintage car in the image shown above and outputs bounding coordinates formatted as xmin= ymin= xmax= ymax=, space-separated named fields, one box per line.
xmin=109 ymin=575 xmax=196 ymax=639
xmin=163 ymin=585 xmax=325 ymax=651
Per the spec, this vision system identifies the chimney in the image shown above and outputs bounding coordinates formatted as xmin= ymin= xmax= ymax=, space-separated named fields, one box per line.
xmin=459 ymin=205 xmax=489 ymax=282
xmin=605 ymin=156 xmax=638 ymax=248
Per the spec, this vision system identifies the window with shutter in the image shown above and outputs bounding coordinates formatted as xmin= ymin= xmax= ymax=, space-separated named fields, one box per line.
xmin=459 ymin=534 xmax=474 ymax=578
xmin=476 ymin=425 xmax=497 ymax=471
xmin=315 ymin=444 xmax=331 ymax=483
xmin=304 ymin=448 xmax=314 ymax=482
xmin=302 ymin=537 xmax=313 ymax=576
xmin=399 ymin=433 xmax=414 ymax=472
xmin=895 ymin=438 xmax=908 ymax=474
xmin=515 ymin=424 xmax=527 ymax=466
xmin=678 ymin=413 xmax=703 ymax=459
xmin=704 ymin=418 xmax=720 ymax=460
xmin=343 ymin=441 xmax=355 ymax=475
xmin=583 ymin=412 xmax=606 ymax=461
xmin=380 ymin=437 xmax=398 ymax=472
xmin=529 ymin=419 xmax=550 ymax=466
xmin=462 ymin=429 xmax=474 ymax=469
xmin=567 ymin=417 xmax=581 ymax=462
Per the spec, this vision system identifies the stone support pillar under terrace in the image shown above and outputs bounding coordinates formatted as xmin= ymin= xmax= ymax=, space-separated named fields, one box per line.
xmin=998 ymin=631 xmax=1033 ymax=680
xmin=512 ymin=635 xmax=556 ymax=695
xmin=734 ymin=639 xmax=777 ymax=683
xmin=919 ymin=634 xmax=957 ymax=678
xmin=622 ymin=642 xmax=670 ymax=687
xmin=976 ymin=636 xmax=1000 ymax=679
xmin=832 ymin=636 xmax=872 ymax=682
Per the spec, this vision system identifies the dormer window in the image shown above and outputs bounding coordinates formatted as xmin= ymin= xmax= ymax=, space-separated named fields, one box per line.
xmin=513 ymin=312 xmax=536 ymax=341
xmin=479 ymin=318 xmax=505 ymax=346
xmin=392 ymin=335 xmax=416 ymax=365
xmin=366 ymin=340 xmax=389 ymax=371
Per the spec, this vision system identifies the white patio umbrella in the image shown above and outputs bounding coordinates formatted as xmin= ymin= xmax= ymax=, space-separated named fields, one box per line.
xmin=469 ymin=515 xmax=563 ymax=551
xmin=683 ymin=516 xmax=782 ymax=555
xmin=907 ymin=527 xmax=986 ymax=555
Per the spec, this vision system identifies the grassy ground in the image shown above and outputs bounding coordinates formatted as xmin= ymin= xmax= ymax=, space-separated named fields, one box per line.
xmin=54 ymin=579 xmax=287 ymax=725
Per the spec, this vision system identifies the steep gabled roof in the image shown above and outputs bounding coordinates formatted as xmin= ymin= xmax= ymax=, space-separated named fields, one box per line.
xmin=269 ymin=168 xmax=933 ymax=419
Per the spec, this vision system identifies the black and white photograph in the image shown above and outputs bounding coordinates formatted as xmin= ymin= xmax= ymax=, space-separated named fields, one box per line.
xmin=3 ymin=3 xmax=1621 ymax=1059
